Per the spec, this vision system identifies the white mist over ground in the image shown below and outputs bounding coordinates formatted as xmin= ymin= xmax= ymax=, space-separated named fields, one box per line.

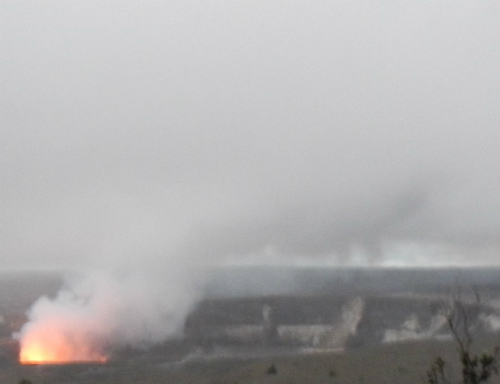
xmin=15 ymin=268 xmax=202 ymax=361
xmin=2 ymin=0 xmax=500 ymax=356
xmin=11 ymin=193 xmax=210 ymax=361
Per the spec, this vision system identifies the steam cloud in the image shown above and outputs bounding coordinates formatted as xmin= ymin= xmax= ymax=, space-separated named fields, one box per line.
xmin=2 ymin=0 xmax=500 ymax=356
xmin=16 ymin=267 xmax=202 ymax=361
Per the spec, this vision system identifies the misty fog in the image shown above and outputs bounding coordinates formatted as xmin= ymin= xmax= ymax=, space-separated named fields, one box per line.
xmin=2 ymin=0 xmax=500 ymax=357
xmin=2 ymin=1 xmax=500 ymax=270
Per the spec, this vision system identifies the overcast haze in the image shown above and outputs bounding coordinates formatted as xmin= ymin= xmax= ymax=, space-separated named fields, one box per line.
xmin=2 ymin=0 xmax=500 ymax=270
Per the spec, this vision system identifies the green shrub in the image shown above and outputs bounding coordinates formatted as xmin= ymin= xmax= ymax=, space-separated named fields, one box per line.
xmin=266 ymin=363 xmax=278 ymax=375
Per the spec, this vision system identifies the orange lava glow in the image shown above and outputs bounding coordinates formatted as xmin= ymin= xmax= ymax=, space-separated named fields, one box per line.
xmin=19 ymin=328 xmax=108 ymax=365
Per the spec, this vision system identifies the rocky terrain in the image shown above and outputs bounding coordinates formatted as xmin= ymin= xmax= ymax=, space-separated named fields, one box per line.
xmin=0 ymin=267 xmax=499 ymax=383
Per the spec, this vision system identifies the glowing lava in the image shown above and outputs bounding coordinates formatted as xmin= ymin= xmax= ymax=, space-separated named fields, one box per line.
xmin=18 ymin=325 xmax=108 ymax=364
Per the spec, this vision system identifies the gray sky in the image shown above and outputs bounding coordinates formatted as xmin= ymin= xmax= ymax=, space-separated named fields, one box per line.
xmin=2 ymin=0 xmax=500 ymax=269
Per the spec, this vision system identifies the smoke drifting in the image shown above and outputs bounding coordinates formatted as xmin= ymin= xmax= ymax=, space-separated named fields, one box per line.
xmin=2 ymin=1 xmax=500 ymax=269
xmin=16 ymin=268 xmax=202 ymax=362
xmin=2 ymin=0 xmax=500 ymax=358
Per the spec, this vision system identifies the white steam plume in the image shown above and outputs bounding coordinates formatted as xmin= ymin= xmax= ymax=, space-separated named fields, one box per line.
xmin=12 ymin=192 xmax=209 ymax=362
xmin=15 ymin=267 xmax=203 ymax=362
xmin=3 ymin=0 xmax=500 ymax=362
